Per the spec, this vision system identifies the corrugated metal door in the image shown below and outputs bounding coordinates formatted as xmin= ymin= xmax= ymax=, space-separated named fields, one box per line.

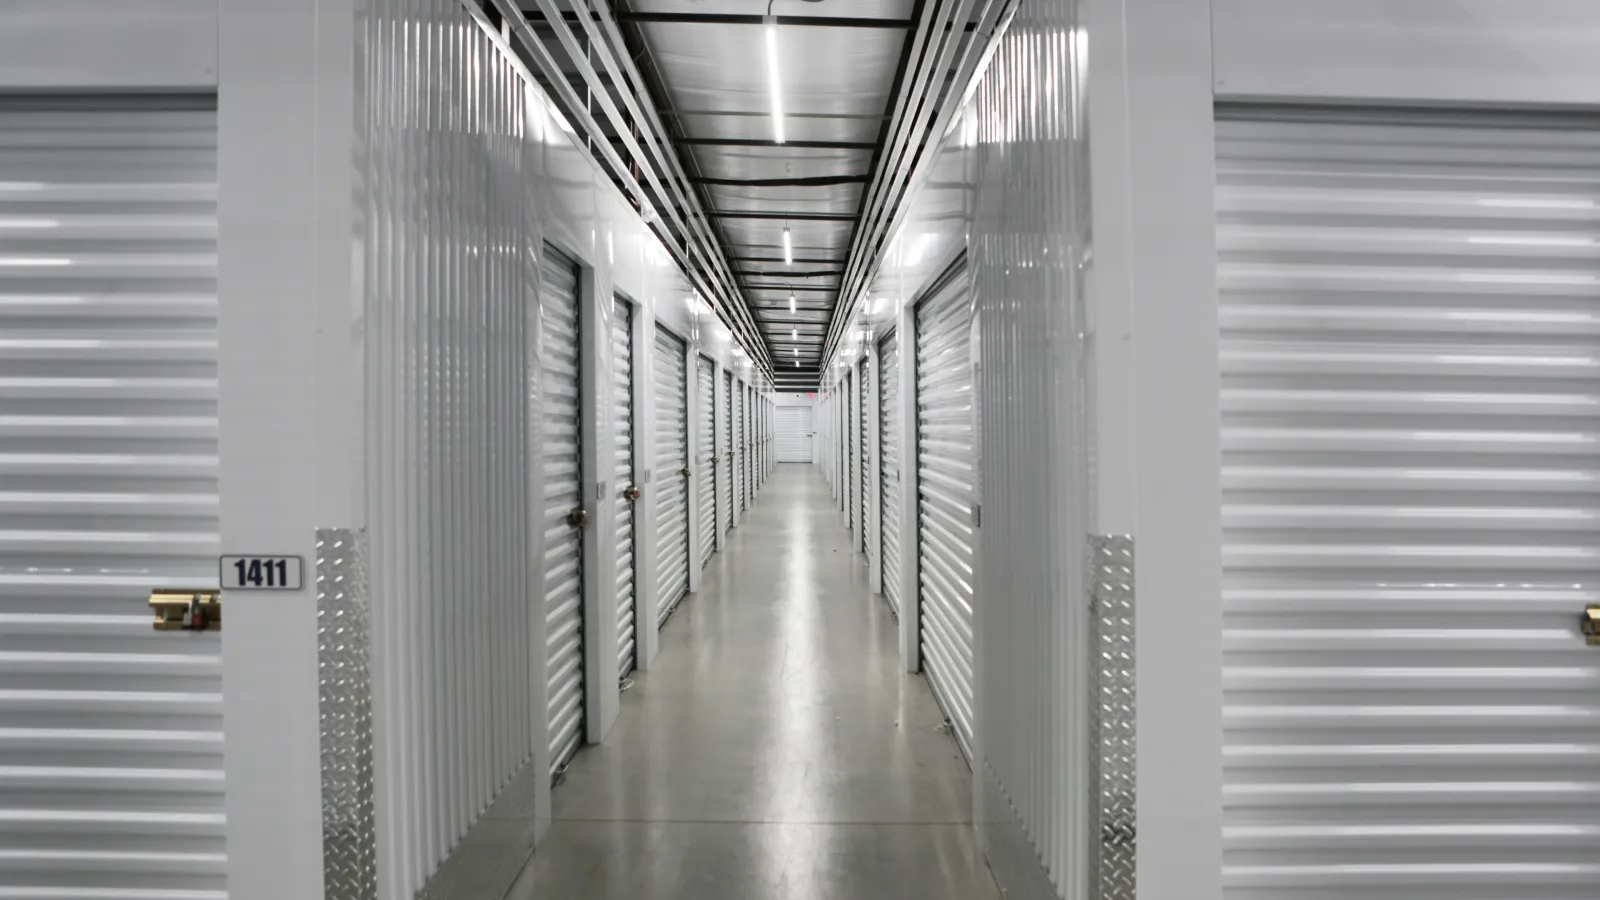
xmin=612 ymin=297 xmax=636 ymax=679
xmin=734 ymin=383 xmax=745 ymax=514
xmin=721 ymin=371 xmax=734 ymax=536
xmin=778 ymin=406 xmax=813 ymax=461
xmin=695 ymin=356 xmax=716 ymax=568
xmin=540 ymin=245 xmax=585 ymax=775
xmin=845 ymin=371 xmax=855 ymax=530
xmin=653 ymin=328 xmax=690 ymax=623
xmin=0 ymin=103 xmax=226 ymax=900
xmin=915 ymin=268 xmax=976 ymax=759
xmin=879 ymin=330 xmax=901 ymax=613
xmin=1217 ymin=111 xmax=1600 ymax=898
xmin=859 ymin=359 xmax=871 ymax=553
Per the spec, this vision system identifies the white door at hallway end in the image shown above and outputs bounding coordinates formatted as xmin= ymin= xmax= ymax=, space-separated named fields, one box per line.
xmin=778 ymin=406 xmax=814 ymax=463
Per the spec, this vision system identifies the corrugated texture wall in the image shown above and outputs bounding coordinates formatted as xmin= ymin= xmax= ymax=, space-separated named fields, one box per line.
xmin=362 ymin=6 xmax=540 ymax=898
xmin=970 ymin=0 xmax=1094 ymax=897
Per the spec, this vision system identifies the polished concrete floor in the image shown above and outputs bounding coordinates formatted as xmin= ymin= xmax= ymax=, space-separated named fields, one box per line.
xmin=506 ymin=466 xmax=998 ymax=899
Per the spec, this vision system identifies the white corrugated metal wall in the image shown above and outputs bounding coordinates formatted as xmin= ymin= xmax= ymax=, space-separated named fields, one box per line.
xmin=612 ymin=297 xmax=636 ymax=678
xmin=966 ymin=0 xmax=1096 ymax=892
xmin=0 ymin=102 xmax=227 ymax=900
xmin=654 ymin=328 xmax=691 ymax=622
xmin=915 ymin=266 xmax=978 ymax=759
xmin=734 ymin=381 xmax=745 ymax=516
xmin=721 ymin=371 xmax=734 ymax=537
xmin=363 ymin=18 xmax=545 ymax=894
xmin=695 ymin=356 xmax=716 ymax=568
xmin=859 ymin=358 xmax=871 ymax=554
xmin=1216 ymin=110 xmax=1600 ymax=900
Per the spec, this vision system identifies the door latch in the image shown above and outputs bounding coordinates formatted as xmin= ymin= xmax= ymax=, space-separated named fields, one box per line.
xmin=150 ymin=589 xmax=222 ymax=632
xmin=1584 ymin=606 xmax=1600 ymax=645
xmin=680 ymin=466 xmax=692 ymax=478
xmin=566 ymin=507 xmax=588 ymax=529
xmin=623 ymin=485 xmax=642 ymax=502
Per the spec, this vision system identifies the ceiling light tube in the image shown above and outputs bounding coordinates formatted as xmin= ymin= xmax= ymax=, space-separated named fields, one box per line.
xmin=782 ymin=226 xmax=793 ymax=266
xmin=792 ymin=328 xmax=798 ymax=340
xmin=789 ymin=292 xmax=796 ymax=313
xmin=766 ymin=16 xmax=786 ymax=145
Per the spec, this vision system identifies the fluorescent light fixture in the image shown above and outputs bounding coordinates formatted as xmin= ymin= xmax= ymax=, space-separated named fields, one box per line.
xmin=791 ymin=328 xmax=798 ymax=340
xmin=782 ymin=227 xmax=793 ymax=265
xmin=765 ymin=16 xmax=785 ymax=144
xmin=789 ymin=292 xmax=796 ymax=313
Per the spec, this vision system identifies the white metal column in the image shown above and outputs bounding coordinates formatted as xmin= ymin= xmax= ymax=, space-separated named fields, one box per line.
xmin=1217 ymin=109 xmax=1600 ymax=899
xmin=652 ymin=328 xmax=690 ymax=623
xmin=612 ymin=296 xmax=637 ymax=679
xmin=0 ymin=102 xmax=229 ymax=900
xmin=915 ymin=267 xmax=976 ymax=760
xmin=540 ymin=245 xmax=585 ymax=775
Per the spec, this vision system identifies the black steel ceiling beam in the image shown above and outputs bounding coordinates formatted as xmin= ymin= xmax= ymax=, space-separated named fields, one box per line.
xmin=676 ymin=138 xmax=877 ymax=150
xmin=694 ymin=174 xmax=871 ymax=187
xmin=745 ymin=284 xmax=837 ymax=292
xmin=617 ymin=12 xmax=914 ymax=28
xmin=736 ymin=269 xmax=844 ymax=277
xmin=733 ymin=255 xmax=844 ymax=264
xmin=710 ymin=211 xmax=860 ymax=222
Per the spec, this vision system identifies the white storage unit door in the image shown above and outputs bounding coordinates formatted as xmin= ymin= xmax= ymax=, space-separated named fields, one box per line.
xmin=654 ymin=328 xmax=690 ymax=623
xmin=540 ymin=244 xmax=585 ymax=774
xmin=859 ymin=359 xmax=871 ymax=553
xmin=878 ymin=330 xmax=902 ymax=614
xmin=0 ymin=103 xmax=226 ymax=900
xmin=844 ymin=372 xmax=855 ymax=529
xmin=778 ymin=406 xmax=814 ymax=461
xmin=721 ymin=371 xmax=734 ymax=536
xmin=613 ymin=297 xmax=637 ymax=678
xmin=695 ymin=356 xmax=716 ymax=568
xmin=734 ymin=383 xmax=746 ymax=514
xmin=1217 ymin=111 xmax=1600 ymax=899
xmin=915 ymin=267 xmax=976 ymax=759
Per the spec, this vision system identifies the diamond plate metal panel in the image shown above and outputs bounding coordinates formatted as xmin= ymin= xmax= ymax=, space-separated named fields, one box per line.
xmin=318 ymin=528 xmax=376 ymax=900
xmin=1091 ymin=535 xmax=1135 ymax=900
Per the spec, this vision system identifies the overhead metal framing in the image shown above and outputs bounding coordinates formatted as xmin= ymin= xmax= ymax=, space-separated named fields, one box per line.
xmin=477 ymin=0 xmax=775 ymax=375
xmin=821 ymin=0 xmax=1019 ymax=368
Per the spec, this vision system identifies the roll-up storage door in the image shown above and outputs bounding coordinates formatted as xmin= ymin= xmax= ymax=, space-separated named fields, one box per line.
xmin=721 ymin=371 xmax=734 ymax=536
xmin=540 ymin=244 xmax=585 ymax=775
xmin=613 ymin=297 xmax=637 ymax=679
xmin=695 ymin=356 xmax=716 ymax=568
xmin=844 ymin=372 xmax=855 ymax=529
xmin=1217 ymin=110 xmax=1600 ymax=898
xmin=734 ymin=384 xmax=746 ymax=514
xmin=915 ymin=266 xmax=976 ymax=760
xmin=653 ymin=328 xmax=690 ymax=623
xmin=778 ymin=406 xmax=813 ymax=461
xmin=859 ymin=359 xmax=871 ymax=553
xmin=0 ymin=103 xmax=227 ymax=900
xmin=879 ymin=330 xmax=902 ymax=614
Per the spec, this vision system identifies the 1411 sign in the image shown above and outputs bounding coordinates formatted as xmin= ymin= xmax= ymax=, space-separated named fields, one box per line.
xmin=220 ymin=555 xmax=304 ymax=590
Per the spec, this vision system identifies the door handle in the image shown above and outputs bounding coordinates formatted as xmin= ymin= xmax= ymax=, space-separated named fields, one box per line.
xmin=150 ymin=589 xmax=222 ymax=632
xmin=566 ymin=507 xmax=588 ymax=529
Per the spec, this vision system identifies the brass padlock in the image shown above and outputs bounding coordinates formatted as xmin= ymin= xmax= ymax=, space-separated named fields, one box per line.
xmin=150 ymin=589 xmax=222 ymax=632
xmin=1584 ymin=606 xmax=1600 ymax=646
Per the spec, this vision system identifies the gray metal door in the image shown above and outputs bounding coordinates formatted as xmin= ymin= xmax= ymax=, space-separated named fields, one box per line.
xmin=845 ymin=370 xmax=855 ymax=529
xmin=879 ymin=330 xmax=901 ymax=614
xmin=0 ymin=103 xmax=226 ymax=899
xmin=653 ymin=328 xmax=690 ymax=623
xmin=541 ymin=244 xmax=585 ymax=775
xmin=734 ymin=383 xmax=745 ymax=514
xmin=915 ymin=267 xmax=976 ymax=759
xmin=722 ymin=371 xmax=734 ymax=536
xmin=859 ymin=358 xmax=871 ymax=553
xmin=695 ymin=355 xmax=716 ymax=568
xmin=778 ymin=406 xmax=813 ymax=461
xmin=612 ymin=297 xmax=636 ymax=679
xmin=1217 ymin=110 xmax=1600 ymax=898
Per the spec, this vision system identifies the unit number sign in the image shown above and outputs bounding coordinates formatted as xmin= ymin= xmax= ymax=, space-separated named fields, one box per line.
xmin=220 ymin=555 xmax=304 ymax=590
